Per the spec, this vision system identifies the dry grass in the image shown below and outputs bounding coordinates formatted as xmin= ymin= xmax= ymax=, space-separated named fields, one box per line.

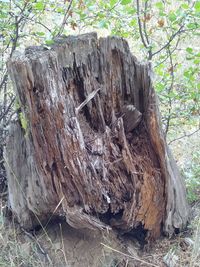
xmin=0 ymin=199 xmax=199 ymax=267
xmin=0 ymin=206 xmax=43 ymax=266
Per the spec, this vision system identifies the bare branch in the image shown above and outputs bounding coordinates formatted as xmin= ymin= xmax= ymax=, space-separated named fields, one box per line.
xmin=168 ymin=127 xmax=200 ymax=145
xmin=164 ymin=48 xmax=175 ymax=137
xmin=57 ymin=0 xmax=73 ymax=37
xmin=152 ymin=25 xmax=184 ymax=57
xmin=136 ymin=0 xmax=148 ymax=49
xmin=154 ymin=35 xmax=181 ymax=68
xmin=0 ymin=73 xmax=8 ymax=91
xmin=0 ymin=96 xmax=15 ymax=122
xmin=136 ymin=0 xmax=153 ymax=60
xmin=20 ymin=15 xmax=52 ymax=33
xmin=142 ymin=0 xmax=152 ymax=60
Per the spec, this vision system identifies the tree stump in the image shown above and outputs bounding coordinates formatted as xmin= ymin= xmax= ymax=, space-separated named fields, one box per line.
xmin=5 ymin=33 xmax=189 ymax=242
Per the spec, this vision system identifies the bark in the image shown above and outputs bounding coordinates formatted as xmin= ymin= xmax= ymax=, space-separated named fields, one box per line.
xmin=5 ymin=33 xmax=189 ymax=241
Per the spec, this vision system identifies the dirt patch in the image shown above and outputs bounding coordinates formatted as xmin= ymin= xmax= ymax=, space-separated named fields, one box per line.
xmin=36 ymin=221 xmax=126 ymax=267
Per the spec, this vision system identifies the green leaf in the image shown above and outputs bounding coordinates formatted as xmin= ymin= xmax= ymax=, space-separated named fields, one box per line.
xmin=34 ymin=1 xmax=45 ymax=11
xmin=36 ymin=31 xmax=45 ymax=37
xmin=186 ymin=56 xmax=194 ymax=61
xmin=129 ymin=18 xmax=137 ymax=27
xmin=79 ymin=13 xmax=87 ymax=20
xmin=45 ymin=39 xmax=54 ymax=45
xmin=56 ymin=7 xmax=64 ymax=13
xmin=126 ymin=6 xmax=136 ymax=15
xmin=97 ymin=12 xmax=105 ymax=19
xmin=159 ymin=10 xmax=166 ymax=17
xmin=110 ymin=0 xmax=118 ymax=7
xmin=121 ymin=0 xmax=132 ymax=5
xmin=155 ymin=2 xmax=164 ymax=9
xmin=168 ymin=11 xmax=176 ymax=22
xmin=156 ymin=82 xmax=165 ymax=92
xmin=194 ymin=1 xmax=200 ymax=12
xmin=168 ymin=91 xmax=176 ymax=98
xmin=0 ymin=10 xmax=8 ymax=18
xmin=194 ymin=59 xmax=200 ymax=65
xmin=181 ymin=3 xmax=189 ymax=9
xmin=187 ymin=22 xmax=198 ymax=29
xmin=183 ymin=70 xmax=190 ymax=78
xmin=186 ymin=47 xmax=193 ymax=54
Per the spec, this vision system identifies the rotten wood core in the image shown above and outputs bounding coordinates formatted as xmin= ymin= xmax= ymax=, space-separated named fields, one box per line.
xmin=5 ymin=33 xmax=189 ymax=242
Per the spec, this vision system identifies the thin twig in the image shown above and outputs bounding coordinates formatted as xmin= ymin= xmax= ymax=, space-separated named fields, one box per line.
xmin=57 ymin=0 xmax=73 ymax=36
xmin=164 ymin=47 xmax=175 ymax=137
xmin=21 ymin=227 xmax=53 ymax=265
xmin=0 ymin=96 xmax=15 ymax=122
xmin=142 ymin=0 xmax=152 ymax=60
xmin=0 ymin=73 xmax=8 ymax=91
xmin=44 ymin=196 xmax=65 ymax=229
xmin=168 ymin=128 xmax=200 ymax=145
xmin=136 ymin=0 xmax=148 ymax=50
xmin=23 ymin=16 xmax=52 ymax=32
xmin=154 ymin=35 xmax=181 ymax=68
xmin=152 ymin=25 xmax=184 ymax=57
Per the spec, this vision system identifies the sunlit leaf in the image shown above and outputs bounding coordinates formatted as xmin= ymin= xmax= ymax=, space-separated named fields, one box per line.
xmin=187 ymin=22 xmax=198 ymax=29
xmin=186 ymin=47 xmax=193 ymax=54
xmin=36 ymin=31 xmax=45 ymax=36
xmin=45 ymin=39 xmax=54 ymax=45
xmin=129 ymin=18 xmax=137 ymax=26
xmin=155 ymin=2 xmax=164 ymax=9
xmin=181 ymin=3 xmax=189 ymax=9
xmin=194 ymin=59 xmax=200 ymax=65
xmin=110 ymin=0 xmax=118 ymax=7
xmin=35 ymin=1 xmax=45 ymax=11
xmin=168 ymin=12 xmax=176 ymax=22
xmin=194 ymin=1 xmax=200 ymax=12
xmin=121 ymin=0 xmax=132 ymax=5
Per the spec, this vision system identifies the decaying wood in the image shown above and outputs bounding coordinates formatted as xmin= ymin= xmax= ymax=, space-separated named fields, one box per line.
xmin=5 ymin=33 xmax=189 ymax=241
